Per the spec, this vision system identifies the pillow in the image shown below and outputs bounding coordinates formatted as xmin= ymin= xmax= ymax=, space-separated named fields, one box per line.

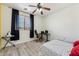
xmin=73 ymin=40 xmax=79 ymax=47
xmin=69 ymin=45 xmax=79 ymax=56
xmin=56 ymin=36 xmax=79 ymax=43
xmin=53 ymin=34 xmax=79 ymax=43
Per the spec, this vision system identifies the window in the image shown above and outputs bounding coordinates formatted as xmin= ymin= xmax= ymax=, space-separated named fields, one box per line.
xmin=24 ymin=16 xmax=30 ymax=29
xmin=16 ymin=15 xmax=30 ymax=30
xmin=19 ymin=15 xmax=25 ymax=29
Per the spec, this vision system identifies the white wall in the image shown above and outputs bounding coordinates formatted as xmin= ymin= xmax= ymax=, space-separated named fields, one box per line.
xmin=44 ymin=4 xmax=79 ymax=41
xmin=2 ymin=5 xmax=44 ymax=45
xmin=3 ymin=4 xmax=79 ymax=44
xmin=2 ymin=5 xmax=12 ymax=45
xmin=34 ymin=15 xmax=45 ymax=33
xmin=3 ymin=5 xmax=12 ymax=36
xmin=3 ymin=4 xmax=79 ymax=45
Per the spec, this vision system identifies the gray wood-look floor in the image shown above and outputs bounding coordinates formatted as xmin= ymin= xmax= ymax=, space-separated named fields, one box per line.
xmin=0 ymin=41 xmax=44 ymax=56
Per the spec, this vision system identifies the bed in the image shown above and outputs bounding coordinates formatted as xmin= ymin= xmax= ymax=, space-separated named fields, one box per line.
xmin=39 ymin=40 xmax=73 ymax=56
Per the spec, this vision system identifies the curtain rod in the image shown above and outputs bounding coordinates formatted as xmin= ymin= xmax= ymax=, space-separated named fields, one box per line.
xmin=7 ymin=6 xmax=36 ymax=17
xmin=7 ymin=6 xmax=35 ymax=15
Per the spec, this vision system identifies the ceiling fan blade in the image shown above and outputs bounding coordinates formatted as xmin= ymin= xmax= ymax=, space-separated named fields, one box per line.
xmin=41 ymin=11 xmax=43 ymax=15
xmin=41 ymin=7 xmax=50 ymax=11
xmin=29 ymin=5 xmax=37 ymax=7
xmin=32 ymin=9 xmax=37 ymax=14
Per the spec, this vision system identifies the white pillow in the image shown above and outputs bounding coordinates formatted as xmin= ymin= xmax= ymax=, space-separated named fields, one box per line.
xmin=56 ymin=36 xmax=79 ymax=43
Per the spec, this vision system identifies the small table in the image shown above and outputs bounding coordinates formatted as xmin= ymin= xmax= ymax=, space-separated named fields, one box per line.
xmin=1 ymin=35 xmax=15 ymax=49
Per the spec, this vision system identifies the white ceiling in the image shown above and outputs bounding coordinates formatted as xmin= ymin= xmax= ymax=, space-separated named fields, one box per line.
xmin=4 ymin=3 xmax=74 ymax=16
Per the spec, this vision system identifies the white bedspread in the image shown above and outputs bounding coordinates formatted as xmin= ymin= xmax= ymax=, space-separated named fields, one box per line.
xmin=39 ymin=40 xmax=73 ymax=56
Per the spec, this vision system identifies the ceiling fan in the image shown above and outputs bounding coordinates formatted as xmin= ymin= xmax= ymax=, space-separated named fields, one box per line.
xmin=29 ymin=3 xmax=51 ymax=15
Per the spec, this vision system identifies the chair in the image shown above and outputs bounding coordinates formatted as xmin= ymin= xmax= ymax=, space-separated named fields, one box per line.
xmin=35 ymin=30 xmax=39 ymax=38
xmin=35 ymin=30 xmax=45 ymax=42
xmin=1 ymin=31 xmax=15 ymax=49
xmin=44 ymin=30 xmax=49 ymax=42
xmin=39 ymin=31 xmax=45 ymax=42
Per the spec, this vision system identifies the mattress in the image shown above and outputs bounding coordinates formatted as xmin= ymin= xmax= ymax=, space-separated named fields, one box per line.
xmin=39 ymin=40 xmax=73 ymax=56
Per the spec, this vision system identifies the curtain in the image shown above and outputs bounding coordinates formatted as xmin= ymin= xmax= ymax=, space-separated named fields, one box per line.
xmin=30 ymin=14 xmax=34 ymax=38
xmin=11 ymin=9 xmax=19 ymax=41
